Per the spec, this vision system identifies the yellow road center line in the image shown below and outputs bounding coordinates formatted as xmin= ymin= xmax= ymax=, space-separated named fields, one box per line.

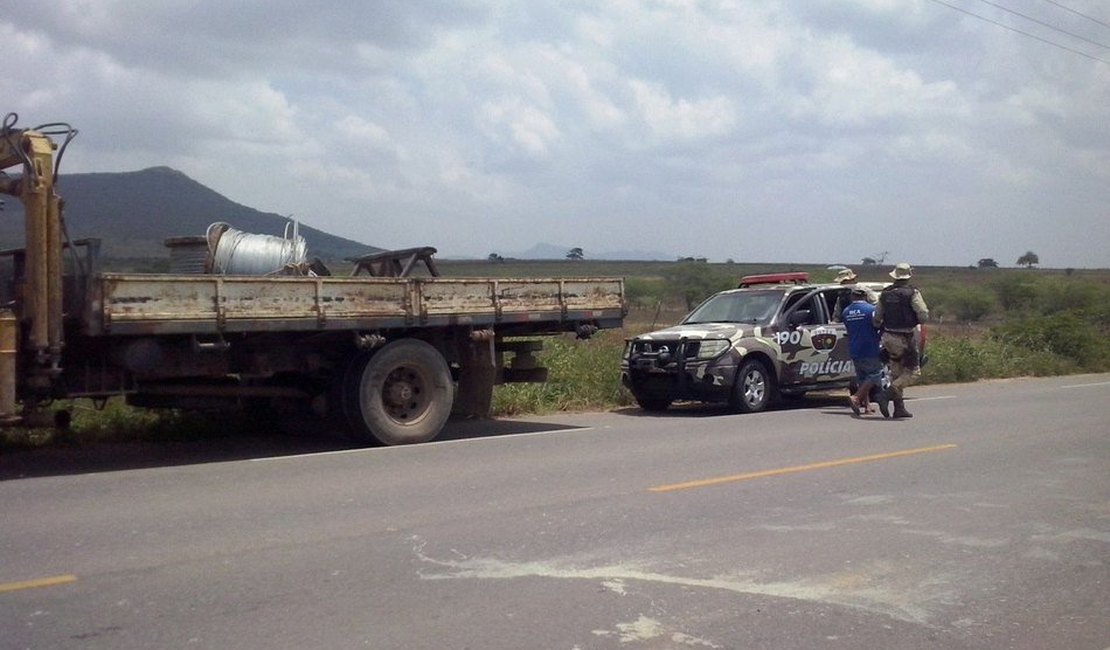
xmin=0 ymin=574 xmax=78 ymax=594
xmin=649 ymin=444 xmax=958 ymax=493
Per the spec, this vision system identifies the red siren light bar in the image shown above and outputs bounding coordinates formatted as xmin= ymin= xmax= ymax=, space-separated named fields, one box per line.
xmin=737 ymin=272 xmax=810 ymax=288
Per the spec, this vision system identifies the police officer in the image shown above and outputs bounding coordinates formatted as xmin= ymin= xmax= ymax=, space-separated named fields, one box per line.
xmin=873 ymin=262 xmax=928 ymax=418
xmin=832 ymin=268 xmax=877 ymax=322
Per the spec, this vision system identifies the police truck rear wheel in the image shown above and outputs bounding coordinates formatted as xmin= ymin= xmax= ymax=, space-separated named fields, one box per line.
xmin=731 ymin=360 xmax=775 ymax=413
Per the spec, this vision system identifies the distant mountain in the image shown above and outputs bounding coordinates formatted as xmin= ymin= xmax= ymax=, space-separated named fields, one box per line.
xmin=515 ymin=243 xmax=574 ymax=259
xmin=508 ymin=242 xmax=674 ymax=261
xmin=0 ymin=167 xmax=381 ymax=260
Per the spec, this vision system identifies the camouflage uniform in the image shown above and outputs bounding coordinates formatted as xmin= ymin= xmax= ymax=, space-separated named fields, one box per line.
xmin=831 ymin=269 xmax=877 ymax=322
xmin=833 ymin=284 xmax=877 ymax=321
xmin=873 ymin=263 xmax=928 ymax=418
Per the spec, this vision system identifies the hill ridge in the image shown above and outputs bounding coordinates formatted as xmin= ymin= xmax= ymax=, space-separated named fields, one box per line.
xmin=1 ymin=166 xmax=381 ymax=261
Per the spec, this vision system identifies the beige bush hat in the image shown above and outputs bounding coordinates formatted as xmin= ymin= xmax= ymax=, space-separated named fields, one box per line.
xmin=834 ymin=268 xmax=858 ymax=283
xmin=889 ymin=262 xmax=913 ymax=279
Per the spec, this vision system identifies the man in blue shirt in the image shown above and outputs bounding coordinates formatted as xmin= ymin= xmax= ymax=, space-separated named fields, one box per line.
xmin=842 ymin=287 xmax=889 ymax=417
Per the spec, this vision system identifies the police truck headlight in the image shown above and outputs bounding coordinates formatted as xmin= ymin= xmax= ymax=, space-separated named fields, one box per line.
xmin=695 ymin=339 xmax=731 ymax=359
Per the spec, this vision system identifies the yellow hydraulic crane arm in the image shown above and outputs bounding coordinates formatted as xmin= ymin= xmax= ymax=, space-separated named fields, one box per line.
xmin=0 ymin=113 xmax=69 ymax=416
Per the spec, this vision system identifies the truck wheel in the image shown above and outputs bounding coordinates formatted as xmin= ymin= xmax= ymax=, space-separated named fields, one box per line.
xmin=345 ymin=339 xmax=453 ymax=445
xmin=634 ymin=394 xmax=672 ymax=412
xmin=731 ymin=359 xmax=776 ymax=413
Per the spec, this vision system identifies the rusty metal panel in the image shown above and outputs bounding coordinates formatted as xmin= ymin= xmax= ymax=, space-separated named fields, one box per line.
xmin=220 ymin=279 xmax=318 ymax=320
xmin=419 ymin=278 xmax=624 ymax=316
xmin=494 ymin=280 xmax=564 ymax=313
xmin=418 ymin=279 xmax=496 ymax=315
xmin=101 ymin=275 xmax=409 ymax=325
xmin=559 ymin=279 xmax=625 ymax=311
xmin=97 ymin=274 xmax=624 ymax=332
xmin=102 ymin=275 xmax=219 ymax=322
xmin=315 ymin=278 xmax=413 ymax=318
xmin=219 ymin=277 xmax=409 ymax=320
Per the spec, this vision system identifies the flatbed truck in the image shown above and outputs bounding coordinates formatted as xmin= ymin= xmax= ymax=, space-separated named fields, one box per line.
xmin=0 ymin=114 xmax=625 ymax=444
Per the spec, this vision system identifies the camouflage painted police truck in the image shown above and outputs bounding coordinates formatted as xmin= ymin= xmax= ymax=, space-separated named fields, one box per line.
xmin=621 ymin=273 xmax=865 ymax=413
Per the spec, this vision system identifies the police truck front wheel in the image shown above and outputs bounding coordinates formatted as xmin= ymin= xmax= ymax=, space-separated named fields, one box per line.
xmin=633 ymin=393 xmax=672 ymax=412
xmin=731 ymin=359 xmax=776 ymax=413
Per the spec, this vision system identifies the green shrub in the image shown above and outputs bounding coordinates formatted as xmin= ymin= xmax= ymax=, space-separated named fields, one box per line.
xmin=922 ymin=334 xmax=1075 ymax=383
xmin=493 ymin=331 xmax=632 ymax=415
xmin=992 ymin=275 xmax=1038 ymax=312
xmin=922 ymin=337 xmax=988 ymax=383
xmin=990 ymin=312 xmax=1109 ymax=370
xmin=1033 ymin=282 xmax=1110 ymax=321
xmin=664 ymin=263 xmax=735 ymax=311
xmin=932 ymin=285 xmax=996 ymax=322
xmin=624 ymin=276 xmax=665 ymax=310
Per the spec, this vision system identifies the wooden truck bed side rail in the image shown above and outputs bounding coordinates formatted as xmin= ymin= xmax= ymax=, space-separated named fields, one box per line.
xmin=91 ymin=274 xmax=626 ymax=336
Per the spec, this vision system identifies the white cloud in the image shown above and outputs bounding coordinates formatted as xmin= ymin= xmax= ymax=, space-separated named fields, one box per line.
xmin=891 ymin=131 xmax=974 ymax=163
xmin=335 ymin=115 xmax=397 ymax=155
xmin=477 ymin=99 xmax=560 ymax=157
xmin=629 ymin=81 xmax=737 ymax=144
xmin=794 ymin=35 xmax=964 ymax=127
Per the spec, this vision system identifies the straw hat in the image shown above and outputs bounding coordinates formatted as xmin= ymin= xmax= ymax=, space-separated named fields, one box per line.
xmin=834 ymin=268 xmax=858 ymax=283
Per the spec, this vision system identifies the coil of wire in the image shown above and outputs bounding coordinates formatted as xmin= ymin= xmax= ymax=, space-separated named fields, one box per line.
xmin=207 ymin=221 xmax=307 ymax=275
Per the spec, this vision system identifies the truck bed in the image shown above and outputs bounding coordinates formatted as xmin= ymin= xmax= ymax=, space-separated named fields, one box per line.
xmin=89 ymin=273 xmax=626 ymax=336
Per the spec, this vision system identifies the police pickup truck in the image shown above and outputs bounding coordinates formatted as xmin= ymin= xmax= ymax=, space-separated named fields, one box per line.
xmin=621 ymin=272 xmax=875 ymax=413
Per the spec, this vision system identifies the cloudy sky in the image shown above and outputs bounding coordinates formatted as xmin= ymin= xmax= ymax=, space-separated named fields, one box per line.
xmin=4 ymin=1 xmax=1108 ymax=267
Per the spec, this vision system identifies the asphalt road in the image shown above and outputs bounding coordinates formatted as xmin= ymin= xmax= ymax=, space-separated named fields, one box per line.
xmin=2 ymin=374 xmax=1108 ymax=649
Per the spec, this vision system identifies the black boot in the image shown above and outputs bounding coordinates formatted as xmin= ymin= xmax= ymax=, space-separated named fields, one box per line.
xmin=875 ymin=389 xmax=891 ymax=418
xmin=893 ymin=399 xmax=913 ymax=418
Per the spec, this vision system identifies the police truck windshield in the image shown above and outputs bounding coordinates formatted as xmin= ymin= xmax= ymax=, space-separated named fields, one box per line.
xmin=683 ymin=290 xmax=783 ymax=325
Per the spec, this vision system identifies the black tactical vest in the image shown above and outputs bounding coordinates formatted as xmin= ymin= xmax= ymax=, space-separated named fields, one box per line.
xmin=879 ymin=284 xmax=918 ymax=330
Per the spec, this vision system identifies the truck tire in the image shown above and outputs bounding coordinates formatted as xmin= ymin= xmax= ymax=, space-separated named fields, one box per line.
xmin=345 ymin=339 xmax=454 ymax=445
xmin=731 ymin=359 xmax=776 ymax=413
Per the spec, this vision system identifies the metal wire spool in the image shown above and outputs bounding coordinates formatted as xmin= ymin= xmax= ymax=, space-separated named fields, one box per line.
xmin=207 ymin=221 xmax=307 ymax=275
